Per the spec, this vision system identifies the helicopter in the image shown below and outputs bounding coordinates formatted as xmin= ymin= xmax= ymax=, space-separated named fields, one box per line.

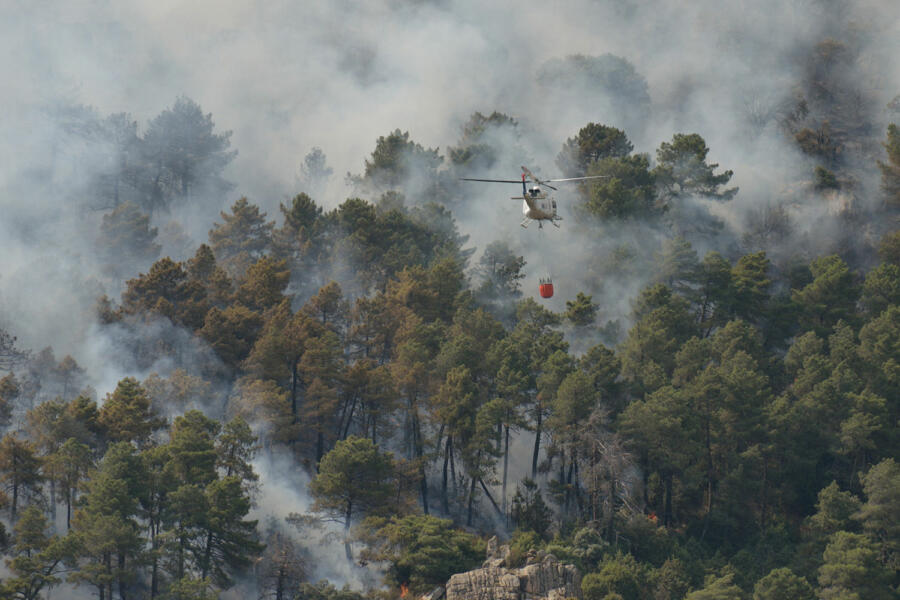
xmin=461 ymin=166 xmax=607 ymax=228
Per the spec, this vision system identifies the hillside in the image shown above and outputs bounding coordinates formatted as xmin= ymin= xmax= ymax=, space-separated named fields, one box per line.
xmin=0 ymin=1 xmax=898 ymax=599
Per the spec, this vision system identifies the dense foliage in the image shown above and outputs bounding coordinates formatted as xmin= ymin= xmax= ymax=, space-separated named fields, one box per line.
xmin=2 ymin=35 xmax=900 ymax=600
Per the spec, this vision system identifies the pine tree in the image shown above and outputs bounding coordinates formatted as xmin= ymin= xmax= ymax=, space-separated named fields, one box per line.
xmin=208 ymin=198 xmax=274 ymax=277
xmin=70 ymin=442 xmax=146 ymax=600
xmin=654 ymin=133 xmax=737 ymax=203
xmin=1 ymin=505 xmax=75 ymax=600
xmin=308 ymin=436 xmax=396 ymax=560
xmin=47 ymin=438 xmax=93 ymax=529
xmin=817 ymin=532 xmax=892 ymax=600
xmin=556 ymin=123 xmax=633 ymax=178
xmin=0 ymin=434 xmax=43 ymax=521
xmin=141 ymin=96 xmax=235 ymax=212
xmin=199 ymin=476 xmax=263 ymax=587
xmin=97 ymin=202 xmax=161 ymax=277
xmin=98 ymin=377 xmax=165 ymax=447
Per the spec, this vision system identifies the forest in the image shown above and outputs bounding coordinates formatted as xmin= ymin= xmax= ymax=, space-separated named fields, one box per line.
xmin=1 ymin=2 xmax=899 ymax=600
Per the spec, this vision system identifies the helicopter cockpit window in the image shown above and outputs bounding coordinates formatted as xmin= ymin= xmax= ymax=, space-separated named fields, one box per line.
xmin=529 ymin=188 xmax=540 ymax=197
xmin=551 ymin=200 xmax=557 ymax=209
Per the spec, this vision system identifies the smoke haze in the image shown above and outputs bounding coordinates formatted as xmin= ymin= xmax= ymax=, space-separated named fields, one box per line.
xmin=1 ymin=0 xmax=899 ymax=591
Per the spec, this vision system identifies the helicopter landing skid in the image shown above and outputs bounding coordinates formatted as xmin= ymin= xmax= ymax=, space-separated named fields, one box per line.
xmin=520 ymin=219 xmax=530 ymax=228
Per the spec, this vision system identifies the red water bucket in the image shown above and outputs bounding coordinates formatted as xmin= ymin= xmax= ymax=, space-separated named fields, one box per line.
xmin=539 ymin=280 xmax=554 ymax=298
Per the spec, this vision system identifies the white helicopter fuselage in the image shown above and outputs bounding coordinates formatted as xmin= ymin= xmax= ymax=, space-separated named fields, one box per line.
xmin=516 ymin=187 xmax=559 ymax=225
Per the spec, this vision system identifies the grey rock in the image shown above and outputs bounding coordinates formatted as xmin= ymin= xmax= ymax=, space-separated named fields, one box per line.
xmin=445 ymin=545 xmax=580 ymax=600
xmin=419 ymin=586 xmax=445 ymax=600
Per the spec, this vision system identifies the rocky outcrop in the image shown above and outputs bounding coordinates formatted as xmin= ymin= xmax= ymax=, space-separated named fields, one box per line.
xmin=439 ymin=537 xmax=581 ymax=600
xmin=518 ymin=556 xmax=581 ymax=600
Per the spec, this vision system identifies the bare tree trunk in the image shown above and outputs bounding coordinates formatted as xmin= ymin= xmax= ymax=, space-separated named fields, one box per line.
xmin=413 ymin=409 xmax=428 ymax=514
xmin=118 ymin=553 xmax=127 ymax=600
xmin=340 ymin=398 xmax=357 ymax=439
xmin=442 ymin=435 xmax=452 ymax=515
xmin=316 ymin=428 xmax=324 ymax=470
xmin=502 ymin=424 xmax=510 ymax=519
xmin=450 ymin=442 xmax=457 ymax=495
xmin=150 ymin=520 xmax=159 ymax=598
xmin=202 ymin=530 xmax=214 ymax=580
xmin=50 ymin=480 xmax=56 ymax=522
xmin=435 ymin=424 xmax=445 ymax=464
xmin=590 ymin=446 xmax=598 ymax=522
xmin=290 ymin=361 xmax=299 ymax=418
xmin=178 ymin=534 xmax=185 ymax=580
xmin=573 ymin=458 xmax=583 ymax=515
xmin=10 ymin=447 xmax=20 ymax=521
xmin=466 ymin=475 xmax=478 ymax=527
xmin=701 ymin=412 xmax=714 ymax=541
xmin=344 ymin=501 xmax=353 ymax=561
xmin=105 ymin=552 xmax=113 ymax=600
xmin=606 ymin=468 xmax=619 ymax=542
xmin=531 ymin=406 xmax=542 ymax=478
xmin=479 ymin=478 xmax=504 ymax=519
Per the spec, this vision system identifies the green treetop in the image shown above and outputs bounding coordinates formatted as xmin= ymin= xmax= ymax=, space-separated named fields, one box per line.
xmin=98 ymin=377 xmax=165 ymax=447
xmin=817 ymin=531 xmax=893 ymax=600
xmin=359 ymin=514 xmax=484 ymax=595
xmin=556 ymin=123 xmax=633 ymax=178
xmin=308 ymin=436 xmax=397 ymax=559
xmin=654 ymin=133 xmax=737 ymax=203
xmin=208 ymin=198 xmax=275 ymax=278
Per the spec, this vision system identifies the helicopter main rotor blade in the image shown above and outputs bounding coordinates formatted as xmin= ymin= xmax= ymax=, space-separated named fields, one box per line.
xmin=544 ymin=175 xmax=611 ymax=183
xmin=531 ymin=176 xmax=557 ymax=191
xmin=520 ymin=166 xmax=557 ymax=190
xmin=460 ymin=178 xmax=530 ymax=184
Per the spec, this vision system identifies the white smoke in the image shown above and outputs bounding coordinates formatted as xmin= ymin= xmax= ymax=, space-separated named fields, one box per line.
xmin=1 ymin=0 xmax=898 ymax=593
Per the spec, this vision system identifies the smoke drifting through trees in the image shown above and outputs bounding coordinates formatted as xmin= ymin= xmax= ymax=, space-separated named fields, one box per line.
xmin=1 ymin=0 xmax=899 ymax=598
xmin=3 ymin=1 xmax=898 ymax=332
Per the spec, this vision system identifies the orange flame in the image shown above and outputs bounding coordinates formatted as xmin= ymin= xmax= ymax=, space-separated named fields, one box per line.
xmin=400 ymin=583 xmax=409 ymax=598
